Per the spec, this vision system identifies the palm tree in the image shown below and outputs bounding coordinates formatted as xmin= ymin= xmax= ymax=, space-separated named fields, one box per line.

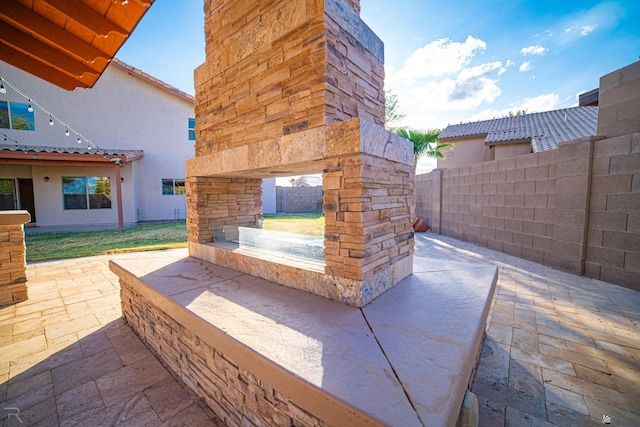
xmin=393 ymin=128 xmax=452 ymax=170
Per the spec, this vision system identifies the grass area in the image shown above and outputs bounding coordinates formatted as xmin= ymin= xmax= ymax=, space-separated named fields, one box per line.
xmin=263 ymin=212 xmax=325 ymax=236
xmin=25 ymin=213 xmax=325 ymax=262
xmin=26 ymin=222 xmax=188 ymax=262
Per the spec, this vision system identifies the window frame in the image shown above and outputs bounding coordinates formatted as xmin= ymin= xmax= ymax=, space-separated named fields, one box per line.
xmin=188 ymin=117 xmax=195 ymax=141
xmin=0 ymin=101 xmax=36 ymax=131
xmin=0 ymin=178 xmax=17 ymax=210
xmin=62 ymin=176 xmax=112 ymax=210
xmin=162 ymin=178 xmax=186 ymax=196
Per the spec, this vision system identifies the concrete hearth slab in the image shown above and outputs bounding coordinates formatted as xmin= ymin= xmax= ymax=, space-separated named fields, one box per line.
xmin=110 ymin=253 xmax=496 ymax=426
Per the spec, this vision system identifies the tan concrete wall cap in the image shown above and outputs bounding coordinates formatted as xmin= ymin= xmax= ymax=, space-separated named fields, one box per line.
xmin=0 ymin=210 xmax=31 ymax=225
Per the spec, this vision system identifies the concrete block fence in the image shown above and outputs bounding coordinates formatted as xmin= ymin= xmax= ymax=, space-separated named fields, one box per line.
xmin=415 ymin=132 xmax=640 ymax=291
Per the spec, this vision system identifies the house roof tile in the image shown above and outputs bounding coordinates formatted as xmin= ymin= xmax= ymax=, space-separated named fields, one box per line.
xmin=439 ymin=106 xmax=598 ymax=152
xmin=1 ymin=143 xmax=143 ymax=160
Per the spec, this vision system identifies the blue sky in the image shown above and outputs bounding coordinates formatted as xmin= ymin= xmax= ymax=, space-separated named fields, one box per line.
xmin=118 ymin=0 xmax=639 ymax=131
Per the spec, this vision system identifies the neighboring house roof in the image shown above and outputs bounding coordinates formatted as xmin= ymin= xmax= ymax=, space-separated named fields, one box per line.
xmin=294 ymin=175 xmax=322 ymax=187
xmin=439 ymin=106 xmax=598 ymax=153
xmin=111 ymin=59 xmax=194 ymax=104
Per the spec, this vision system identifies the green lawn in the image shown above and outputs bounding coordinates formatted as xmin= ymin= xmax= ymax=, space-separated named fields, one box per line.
xmin=25 ymin=213 xmax=325 ymax=262
xmin=263 ymin=212 xmax=324 ymax=236
xmin=26 ymin=222 xmax=189 ymax=262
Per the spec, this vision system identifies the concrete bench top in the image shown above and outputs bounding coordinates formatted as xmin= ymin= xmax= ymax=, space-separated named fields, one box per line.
xmin=110 ymin=249 xmax=496 ymax=426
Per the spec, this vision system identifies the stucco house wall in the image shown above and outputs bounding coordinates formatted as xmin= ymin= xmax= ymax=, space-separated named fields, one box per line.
xmin=494 ymin=142 xmax=532 ymax=160
xmin=0 ymin=60 xmax=195 ymax=227
xmin=438 ymin=138 xmax=531 ymax=168
xmin=437 ymin=135 xmax=493 ymax=169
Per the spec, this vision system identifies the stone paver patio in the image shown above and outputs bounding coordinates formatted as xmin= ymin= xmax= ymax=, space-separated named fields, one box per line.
xmin=1 ymin=234 xmax=639 ymax=426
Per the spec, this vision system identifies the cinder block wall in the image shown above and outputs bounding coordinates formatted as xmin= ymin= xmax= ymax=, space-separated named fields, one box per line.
xmin=416 ymin=61 xmax=640 ymax=291
xmin=416 ymin=134 xmax=639 ymax=291
xmin=277 ymin=186 xmax=323 ymax=213
xmin=597 ymin=61 xmax=640 ymax=138
xmin=585 ymin=133 xmax=640 ymax=287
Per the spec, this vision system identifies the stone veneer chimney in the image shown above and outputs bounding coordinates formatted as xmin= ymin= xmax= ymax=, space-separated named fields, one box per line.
xmin=186 ymin=0 xmax=414 ymax=307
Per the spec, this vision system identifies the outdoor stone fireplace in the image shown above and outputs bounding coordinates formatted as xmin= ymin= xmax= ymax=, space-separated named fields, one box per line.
xmin=111 ymin=1 xmax=495 ymax=425
xmin=186 ymin=0 xmax=414 ymax=307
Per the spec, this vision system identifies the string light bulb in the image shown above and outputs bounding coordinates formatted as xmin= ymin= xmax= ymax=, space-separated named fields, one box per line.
xmin=49 ymin=114 xmax=54 ymax=126
xmin=77 ymin=135 xmax=82 ymax=144
xmin=65 ymin=127 xmax=70 ymax=136
xmin=0 ymin=79 xmax=5 ymax=94
xmin=27 ymin=100 xmax=33 ymax=113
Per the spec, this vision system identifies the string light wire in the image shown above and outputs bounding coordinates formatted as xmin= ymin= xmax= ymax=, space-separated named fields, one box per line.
xmin=0 ymin=76 xmax=101 ymax=152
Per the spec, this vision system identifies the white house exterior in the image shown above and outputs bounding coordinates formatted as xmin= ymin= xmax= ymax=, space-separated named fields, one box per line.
xmin=0 ymin=59 xmax=195 ymax=228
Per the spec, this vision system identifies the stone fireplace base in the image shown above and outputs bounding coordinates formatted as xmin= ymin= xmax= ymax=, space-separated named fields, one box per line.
xmin=187 ymin=118 xmax=415 ymax=307
xmin=110 ymin=237 xmax=497 ymax=427
xmin=189 ymin=241 xmax=413 ymax=307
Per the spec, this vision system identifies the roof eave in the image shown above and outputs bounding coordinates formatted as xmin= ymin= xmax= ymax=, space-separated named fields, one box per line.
xmin=485 ymin=138 xmax=532 ymax=146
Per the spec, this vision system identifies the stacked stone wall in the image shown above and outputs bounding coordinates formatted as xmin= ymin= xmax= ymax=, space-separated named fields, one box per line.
xmin=0 ymin=211 xmax=30 ymax=306
xmin=121 ymin=282 xmax=329 ymax=427
xmin=194 ymin=0 xmax=384 ymax=156
xmin=323 ymin=153 xmax=414 ymax=281
xmin=186 ymin=176 xmax=262 ymax=243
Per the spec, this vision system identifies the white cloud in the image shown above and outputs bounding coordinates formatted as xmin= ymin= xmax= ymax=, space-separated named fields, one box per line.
xmin=389 ymin=35 xmax=486 ymax=80
xmin=520 ymin=93 xmax=560 ymax=112
xmin=540 ymin=3 xmax=619 ymax=46
xmin=520 ymin=45 xmax=548 ymax=56
xmin=468 ymin=93 xmax=560 ymax=121
xmin=580 ymin=24 xmax=597 ymax=36
xmin=519 ymin=61 xmax=533 ymax=72
xmin=413 ymin=73 xmax=502 ymax=112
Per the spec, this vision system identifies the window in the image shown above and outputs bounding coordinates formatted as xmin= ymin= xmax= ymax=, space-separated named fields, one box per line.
xmin=162 ymin=178 xmax=186 ymax=195
xmin=0 ymin=102 xmax=9 ymax=129
xmin=0 ymin=101 xmax=35 ymax=131
xmin=0 ymin=178 xmax=16 ymax=210
xmin=188 ymin=117 xmax=195 ymax=140
xmin=63 ymin=176 xmax=111 ymax=210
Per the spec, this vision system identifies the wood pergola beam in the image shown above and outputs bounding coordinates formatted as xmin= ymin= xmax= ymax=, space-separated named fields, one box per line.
xmin=0 ymin=43 xmax=90 ymax=90
xmin=43 ymin=0 xmax=128 ymax=37
xmin=0 ymin=0 xmax=154 ymax=90
xmin=0 ymin=21 xmax=101 ymax=77
xmin=0 ymin=1 xmax=109 ymax=64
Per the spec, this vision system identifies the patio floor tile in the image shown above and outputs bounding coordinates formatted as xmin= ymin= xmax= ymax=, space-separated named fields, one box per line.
xmin=1 ymin=236 xmax=638 ymax=426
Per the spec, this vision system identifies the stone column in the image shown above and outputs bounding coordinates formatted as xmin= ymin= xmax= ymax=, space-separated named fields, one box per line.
xmin=0 ymin=210 xmax=31 ymax=306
